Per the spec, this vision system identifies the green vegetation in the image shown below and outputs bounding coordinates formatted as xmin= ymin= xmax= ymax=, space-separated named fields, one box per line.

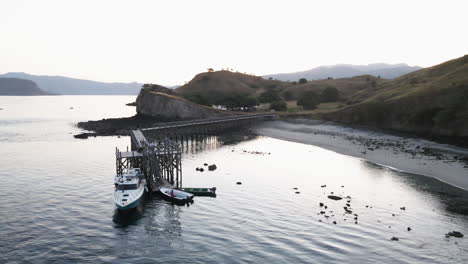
xmin=320 ymin=86 xmax=339 ymax=102
xmin=259 ymin=89 xmax=281 ymax=103
xmin=283 ymin=90 xmax=294 ymax=100
xmin=299 ymin=78 xmax=307 ymax=84
xmin=297 ymin=91 xmax=320 ymax=110
xmin=269 ymin=100 xmax=287 ymax=111
xmin=183 ymin=92 xmax=257 ymax=109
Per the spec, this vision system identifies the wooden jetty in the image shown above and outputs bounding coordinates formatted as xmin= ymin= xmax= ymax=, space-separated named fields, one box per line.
xmin=115 ymin=114 xmax=276 ymax=192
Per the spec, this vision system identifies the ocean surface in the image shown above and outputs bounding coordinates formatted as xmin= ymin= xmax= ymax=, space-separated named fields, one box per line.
xmin=0 ymin=96 xmax=467 ymax=264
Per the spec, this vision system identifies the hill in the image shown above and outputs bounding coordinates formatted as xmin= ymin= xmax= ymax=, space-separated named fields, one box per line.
xmin=264 ymin=63 xmax=422 ymax=81
xmin=0 ymin=78 xmax=51 ymax=95
xmin=173 ymin=56 xmax=468 ymax=145
xmin=319 ymin=55 xmax=468 ymax=144
xmin=0 ymin=72 xmax=143 ymax=95
xmin=175 ymin=71 xmax=288 ymax=107
xmin=175 ymin=70 xmax=383 ymax=108
xmin=176 ymin=70 xmax=283 ymax=97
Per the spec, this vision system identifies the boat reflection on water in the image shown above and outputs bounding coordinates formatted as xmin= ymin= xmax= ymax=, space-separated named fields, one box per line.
xmin=112 ymin=193 xmax=186 ymax=231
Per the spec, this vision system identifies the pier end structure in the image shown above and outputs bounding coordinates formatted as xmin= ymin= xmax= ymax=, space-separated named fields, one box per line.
xmin=116 ymin=114 xmax=277 ymax=191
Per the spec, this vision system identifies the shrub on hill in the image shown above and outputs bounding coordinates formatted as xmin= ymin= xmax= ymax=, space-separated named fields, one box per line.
xmin=320 ymin=86 xmax=340 ymax=102
xmin=283 ymin=90 xmax=294 ymax=100
xmin=297 ymin=91 xmax=320 ymax=110
xmin=269 ymin=100 xmax=287 ymax=111
xmin=259 ymin=89 xmax=281 ymax=103
xmin=184 ymin=91 xmax=258 ymax=110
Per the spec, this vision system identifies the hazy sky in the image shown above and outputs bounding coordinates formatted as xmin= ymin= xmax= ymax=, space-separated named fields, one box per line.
xmin=1 ymin=0 xmax=467 ymax=85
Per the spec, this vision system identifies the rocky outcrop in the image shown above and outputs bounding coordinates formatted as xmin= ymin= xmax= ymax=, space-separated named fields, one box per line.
xmin=136 ymin=90 xmax=231 ymax=120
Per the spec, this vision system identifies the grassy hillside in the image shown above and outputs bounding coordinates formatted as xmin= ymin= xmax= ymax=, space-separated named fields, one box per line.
xmin=320 ymin=55 xmax=468 ymax=143
xmin=174 ymin=55 xmax=468 ymax=145
xmin=175 ymin=70 xmax=384 ymax=108
xmin=175 ymin=70 xmax=286 ymax=105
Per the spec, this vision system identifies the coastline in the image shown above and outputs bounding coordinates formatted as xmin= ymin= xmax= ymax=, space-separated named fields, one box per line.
xmin=256 ymin=119 xmax=468 ymax=191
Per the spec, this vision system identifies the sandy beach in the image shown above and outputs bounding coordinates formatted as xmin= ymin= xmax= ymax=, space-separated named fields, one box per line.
xmin=256 ymin=119 xmax=468 ymax=191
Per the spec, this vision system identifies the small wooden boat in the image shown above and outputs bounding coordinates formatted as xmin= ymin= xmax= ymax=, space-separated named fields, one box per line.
xmin=180 ymin=187 xmax=216 ymax=197
xmin=160 ymin=187 xmax=194 ymax=204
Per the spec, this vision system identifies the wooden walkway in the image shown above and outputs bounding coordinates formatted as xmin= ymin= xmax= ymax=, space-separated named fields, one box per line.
xmin=141 ymin=114 xmax=276 ymax=140
xmin=117 ymin=114 xmax=277 ymax=191
xmin=141 ymin=114 xmax=276 ymax=132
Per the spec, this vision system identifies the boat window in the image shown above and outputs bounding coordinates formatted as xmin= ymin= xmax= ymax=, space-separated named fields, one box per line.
xmin=118 ymin=184 xmax=138 ymax=190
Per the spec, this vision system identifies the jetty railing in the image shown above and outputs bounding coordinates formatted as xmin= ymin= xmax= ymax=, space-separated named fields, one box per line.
xmin=141 ymin=114 xmax=277 ymax=140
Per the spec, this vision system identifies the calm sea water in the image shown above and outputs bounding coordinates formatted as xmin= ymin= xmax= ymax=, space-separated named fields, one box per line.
xmin=0 ymin=96 xmax=467 ymax=264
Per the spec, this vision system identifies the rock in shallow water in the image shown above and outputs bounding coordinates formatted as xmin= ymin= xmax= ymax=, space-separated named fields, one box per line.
xmin=446 ymin=231 xmax=464 ymax=238
xmin=328 ymin=195 xmax=343 ymax=201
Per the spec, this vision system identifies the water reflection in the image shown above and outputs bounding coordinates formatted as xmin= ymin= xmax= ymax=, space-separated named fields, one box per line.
xmin=395 ymin=171 xmax=468 ymax=216
xmin=171 ymin=130 xmax=259 ymax=155
xmin=112 ymin=193 xmax=184 ymax=236
xmin=361 ymin=159 xmax=468 ymax=216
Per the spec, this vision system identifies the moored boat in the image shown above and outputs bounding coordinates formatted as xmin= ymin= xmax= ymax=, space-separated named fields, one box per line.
xmin=179 ymin=187 xmax=216 ymax=197
xmin=113 ymin=168 xmax=146 ymax=210
xmin=160 ymin=187 xmax=194 ymax=204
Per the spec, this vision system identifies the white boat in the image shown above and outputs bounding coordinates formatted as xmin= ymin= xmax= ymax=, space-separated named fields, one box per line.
xmin=160 ymin=187 xmax=194 ymax=204
xmin=113 ymin=168 xmax=146 ymax=210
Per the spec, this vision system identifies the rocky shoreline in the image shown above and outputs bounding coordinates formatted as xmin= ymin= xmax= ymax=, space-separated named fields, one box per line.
xmin=75 ymin=114 xmax=168 ymax=137
xmin=256 ymin=119 xmax=468 ymax=191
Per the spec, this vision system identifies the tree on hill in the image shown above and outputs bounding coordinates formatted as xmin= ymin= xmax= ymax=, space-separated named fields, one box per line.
xmin=283 ymin=90 xmax=294 ymax=100
xmin=297 ymin=91 xmax=320 ymax=110
xmin=184 ymin=93 xmax=211 ymax=106
xmin=299 ymin=78 xmax=307 ymax=84
xmin=207 ymin=68 xmax=214 ymax=72
xmin=320 ymin=86 xmax=340 ymax=102
xmin=219 ymin=94 xmax=258 ymax=109
xmin=269 ymin=100 xmax=287 ymax=111
xmin=259 ymin=89 xmax=281 ymax=103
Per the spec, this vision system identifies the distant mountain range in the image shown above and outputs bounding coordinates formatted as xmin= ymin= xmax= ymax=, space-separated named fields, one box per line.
xmin=264 ymin=63 xmax=422 ymax=81
xmin=0 ymin=72 xmax=144 ymax=95
xmin=0 ymin=78 xmax=52 ymax=95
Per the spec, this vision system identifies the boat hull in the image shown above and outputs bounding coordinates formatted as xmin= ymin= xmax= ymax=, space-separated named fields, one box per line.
xmin=115 ymin=195 xmax=141 ymax=210
xmin=180 ymin=187 xmax=216 ymax=197
xmin=160 ymin=187 xmax=194 ymax=205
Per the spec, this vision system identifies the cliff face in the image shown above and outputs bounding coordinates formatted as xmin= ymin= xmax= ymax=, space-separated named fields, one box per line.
xmin=136 ymin=90 xmax=231 ymax=120
xmin=0 ymin=78 xmax=50 ymax=95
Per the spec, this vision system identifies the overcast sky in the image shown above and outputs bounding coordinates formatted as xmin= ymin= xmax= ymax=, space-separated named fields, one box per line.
xmin=1 ymin=0 xmax=467 ymax=85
